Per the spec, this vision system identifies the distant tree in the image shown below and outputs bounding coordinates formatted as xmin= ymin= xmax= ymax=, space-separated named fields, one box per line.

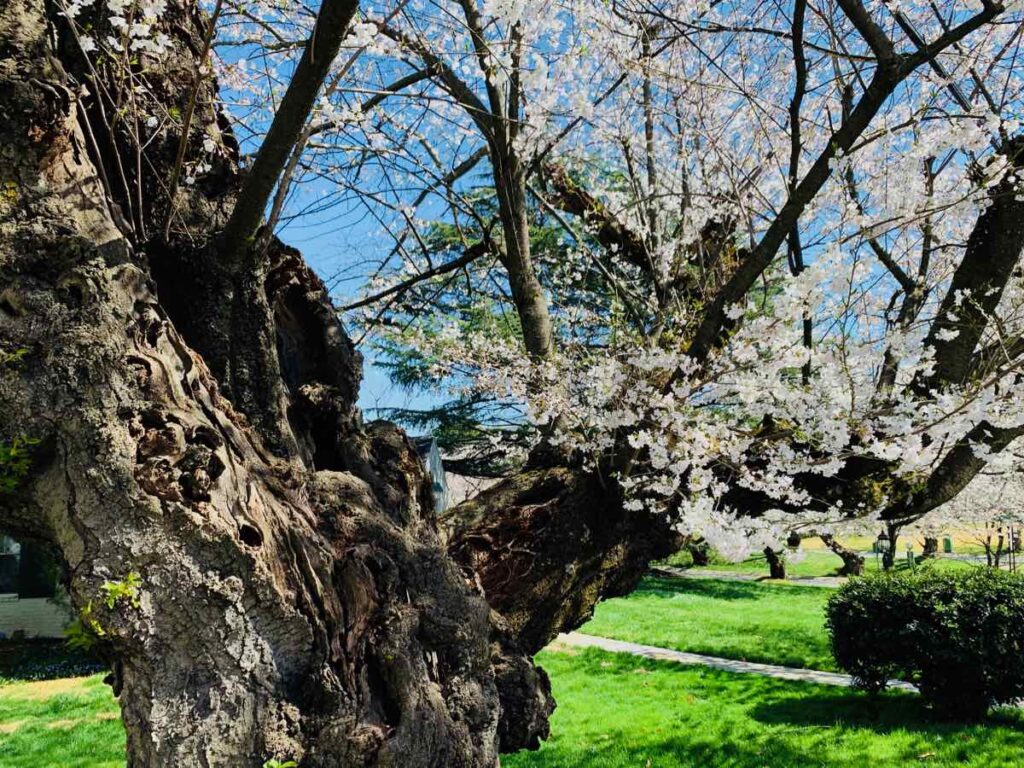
xmin=819 ymin=534 xmax=866 ymax=577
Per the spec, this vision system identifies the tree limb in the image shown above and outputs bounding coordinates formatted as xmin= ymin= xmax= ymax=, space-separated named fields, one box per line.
xmin=219 ymin=0 xmax=360 ymax=272
xmin=913 ymin=136 xmax=1024 ymax=393
xmin=343 ymin=238 xmax=495 ymax=311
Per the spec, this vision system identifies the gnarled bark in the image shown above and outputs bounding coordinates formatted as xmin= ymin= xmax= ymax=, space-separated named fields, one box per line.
xmin=444 ymin=465 xmax=682 ymax=654
xmin=6 ymin=0 xmax=1013 ymax=760
xmin=0 ymin=1 xmax=553 ymax=765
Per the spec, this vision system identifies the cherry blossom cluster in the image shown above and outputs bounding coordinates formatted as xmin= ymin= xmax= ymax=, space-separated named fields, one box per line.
xmin=208 ymin=0 xmax=1024 ymax=558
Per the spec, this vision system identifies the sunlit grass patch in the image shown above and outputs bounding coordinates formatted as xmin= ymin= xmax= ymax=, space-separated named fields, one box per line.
xmin=0 ymin=674 xmax=124 ymax=768
xmin=505 ymin=648 xmax=1024 ymax=768
xmin=581 ymin=575 xmax=836 ymax=670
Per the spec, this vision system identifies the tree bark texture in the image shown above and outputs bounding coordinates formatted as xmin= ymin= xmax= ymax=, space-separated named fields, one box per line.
xmin=763 ymin=547 xmax=787 ymax=580
xmin=444 ymin=465 xmax=682 ymax=655
xmin=0 ymin=1 xmax=550 ymax=765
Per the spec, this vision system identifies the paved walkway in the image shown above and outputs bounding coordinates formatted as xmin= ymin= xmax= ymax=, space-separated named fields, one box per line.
xmin=553 ymin=632 xmax=917 ymax=692
xmin=653 ymin=565 xmax=847 ymax=588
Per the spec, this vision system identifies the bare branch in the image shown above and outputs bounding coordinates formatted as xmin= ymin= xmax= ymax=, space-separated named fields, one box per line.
xmin=343 ymin=237 xmax=495 ymax=311
xmin=307 ymin=69 xmax=435 ymax=137
xmin=376 ymin=23 xmax=494 ymax=136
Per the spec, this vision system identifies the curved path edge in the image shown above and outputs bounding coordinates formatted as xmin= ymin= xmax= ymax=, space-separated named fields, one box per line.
xmin=552 ymin=631 xmax=918 ymax=692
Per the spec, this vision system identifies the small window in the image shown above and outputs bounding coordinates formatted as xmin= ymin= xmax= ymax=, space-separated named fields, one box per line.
xmin=0 ymin=535 xmax=21 ymax=595
xmin=0 ymin=536 xmax=59 ymax=598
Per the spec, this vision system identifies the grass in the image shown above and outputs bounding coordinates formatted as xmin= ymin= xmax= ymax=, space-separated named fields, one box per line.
xmin=3 ymin=626 xmax=1024 ymax=767
xmin=0 ymin=674 xmax=124 ymax=767
xmin=6 ymin=654 xmax=1024 ymax=768
xmin=581 ymin=575 xmax=837 ymax=670
xmin=504 ymin=648 xmax=1024 ymax=768
xmin=1 ymin=570 xmax=1019 ymax=767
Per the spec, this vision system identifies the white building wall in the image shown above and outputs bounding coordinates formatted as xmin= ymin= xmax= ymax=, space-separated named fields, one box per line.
xmin=0 ymin=595 xmax=70 ymax=639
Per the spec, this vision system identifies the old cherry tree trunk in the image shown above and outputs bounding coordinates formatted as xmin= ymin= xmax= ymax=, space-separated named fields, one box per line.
xmin=0 ymin=0 xmax=553 ymax=764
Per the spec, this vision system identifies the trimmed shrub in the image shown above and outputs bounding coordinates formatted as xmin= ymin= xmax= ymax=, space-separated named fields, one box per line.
xmin=826 ymin=566 xmax=1024 ymax=718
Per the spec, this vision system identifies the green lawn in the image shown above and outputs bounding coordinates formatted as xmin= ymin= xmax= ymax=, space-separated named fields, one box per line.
xmin=3 ymin=646 xmax=1024 ymax=767
xmin=0 ymin=674 xmax=124 ymax=767
xmin=6 ymin=653 xmax=1024 ymax=768
xmin=504 ymin=648 xmax=1024 ymax=768
xmin=2 ymin=571 xmax=1020 ymax=767
xmin=581 ymin=575 xmax=837 ymax=670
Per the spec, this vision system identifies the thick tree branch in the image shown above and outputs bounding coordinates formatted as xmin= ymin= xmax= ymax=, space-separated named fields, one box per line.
xmin=456 ymin=0 xmax=506 ymax=125
xmin=901 ymin=1 xmax=1005 ymax=73
xmin=884 ymin=421 xmax=1024 ymax=523
xmin=787 ymin=0 xmax=812 ymax=383
xmin=913 ymin=137 xmax=1024 ymax=393
xmin=818 ymin=533 xmax=865 ymax=575
xmin=834 ymin=0 xmax=896 ymax=63
xmin=219 ymin=0 xmax=359 ymax=271
xmin=378 ymin=21 xmax=553 ymax=358
xmin=542 ymin=163 xmax=652 ymax=272
xmin=445 ymin=465 xmax=682 ymax=654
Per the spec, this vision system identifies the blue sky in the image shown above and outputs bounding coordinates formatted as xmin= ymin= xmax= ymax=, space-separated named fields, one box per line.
xmin=272 ymin=184 xmax=448 ymax=418
xmin=212 ymin=21 xmax=447 ymax=418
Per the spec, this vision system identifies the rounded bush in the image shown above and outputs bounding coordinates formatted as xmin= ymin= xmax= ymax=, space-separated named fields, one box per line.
xmin=826 ymin=566 xmax=1024 ymax=718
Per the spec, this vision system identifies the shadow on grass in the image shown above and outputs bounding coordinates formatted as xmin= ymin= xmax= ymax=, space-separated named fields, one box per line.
xmin=0 ymin=640 xmax=105 ymax=683
xmin=734 ymin=552 xmax=848 ymax=579
xmin=636 ymin=575 xmax=809 ymax=602
xmin=752 ymin=688 xmax=1024 ymax=734
xmin=508 ymin=648 xmax=1024 ymax=768
xmin=510 ymin=731 xmax=880 ymax=768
